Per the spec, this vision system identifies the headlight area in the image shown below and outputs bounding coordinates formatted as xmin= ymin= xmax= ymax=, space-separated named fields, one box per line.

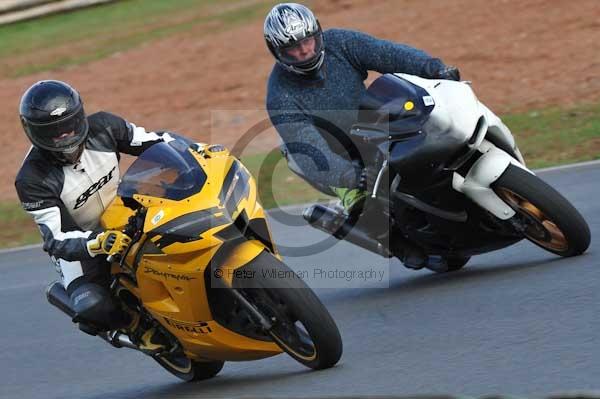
xmin=219 ymin=160 xmax=251 ymax=217
xmin=146 ymin=207 xmax=232 ymax=249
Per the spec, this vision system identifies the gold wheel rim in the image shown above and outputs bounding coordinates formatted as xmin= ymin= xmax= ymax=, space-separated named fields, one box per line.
xmin=160 ymin=355 xmax=193 ymax=374
xmin=269 ymin=330 xmax=317 ymax=362
xmin=496 ymin=188 xmax=569 ymax=252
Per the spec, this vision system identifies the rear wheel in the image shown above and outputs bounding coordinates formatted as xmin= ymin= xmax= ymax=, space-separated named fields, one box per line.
xmin=234 ymin=251 xmax=342 ymax=370
xmin=154 ymin=353 xmax=224 ymax=382
xmin=493 ymin=164 xmax=590 ymax=257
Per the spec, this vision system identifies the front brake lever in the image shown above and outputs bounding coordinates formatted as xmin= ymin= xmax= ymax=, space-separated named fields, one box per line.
xmin=118 ymin=220 xmax=145 ymax=268
xmin=108 ymin=208 xmax=146 ymax=267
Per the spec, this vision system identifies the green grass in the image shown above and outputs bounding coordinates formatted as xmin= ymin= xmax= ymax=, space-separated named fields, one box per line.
xmin=503 ymin=102 xmax=600 ymax=168
xmin=0 ymin=203 xmax=41 ymax=248
xmin=5 ymin=101 xmax=600 ymax=249
xmin=240 ymin=149 xmax=330 ymax=209
xmin=0 ymin=0 xmax=276 ymax=77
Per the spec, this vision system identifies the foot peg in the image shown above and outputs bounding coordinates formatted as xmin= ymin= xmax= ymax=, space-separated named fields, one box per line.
xmin=96 ymin=330 xmax=140 ymax=351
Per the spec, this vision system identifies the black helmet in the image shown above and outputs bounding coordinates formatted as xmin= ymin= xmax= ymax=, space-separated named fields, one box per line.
xmin=264 ymin=3 xmax=324 ymax=76
xmin=19 ymin=80 xmax=88 ymax=164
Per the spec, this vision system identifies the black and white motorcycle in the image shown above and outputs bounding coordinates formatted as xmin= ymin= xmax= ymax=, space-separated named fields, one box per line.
xmin=303 ymin=73 xmax=591 ymax=272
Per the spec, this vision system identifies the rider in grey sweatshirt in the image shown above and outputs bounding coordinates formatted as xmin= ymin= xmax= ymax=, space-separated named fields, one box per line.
xmin=264 ymin=4 xmax=460 ymax=270
xmin=266 ymin=16 xmax=458 ymax=199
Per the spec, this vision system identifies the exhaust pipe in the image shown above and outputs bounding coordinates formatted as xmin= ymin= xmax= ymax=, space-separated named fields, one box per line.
xmin=46 ymin=281 xmax=76 ymax=318
xmin=303 ymin=204 xmax=392 ymax=258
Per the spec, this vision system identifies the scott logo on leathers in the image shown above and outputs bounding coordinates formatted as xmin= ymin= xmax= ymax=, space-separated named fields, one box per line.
xmin=74 ymin=167 xmax=116 ymax=209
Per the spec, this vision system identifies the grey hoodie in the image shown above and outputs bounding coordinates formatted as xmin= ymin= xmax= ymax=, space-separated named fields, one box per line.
xmin=266 ymin=28 xmax=445 ymax=194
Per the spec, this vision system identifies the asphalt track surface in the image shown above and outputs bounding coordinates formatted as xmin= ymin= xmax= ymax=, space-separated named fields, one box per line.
xmin=1 ymin=162 xmax=598 ymax=399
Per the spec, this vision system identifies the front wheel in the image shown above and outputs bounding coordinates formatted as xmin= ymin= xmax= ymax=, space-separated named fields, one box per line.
xmin=234 ymin=251 xmax=342 ymax=370
xmin=154 ymin=353 xmax=224 ymax=382
xmin=493 ymin=164 xmax=590 ymax=257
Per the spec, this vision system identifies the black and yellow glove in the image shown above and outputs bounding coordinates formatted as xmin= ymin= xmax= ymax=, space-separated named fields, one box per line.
xmin=87 ymin=230 xmax=132 ymax=258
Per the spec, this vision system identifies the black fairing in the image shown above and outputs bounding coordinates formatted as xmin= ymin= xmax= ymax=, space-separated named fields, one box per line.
xmin=357 ymin=74 xmax=433 ymax=131
xmin=354 ymin=74 xmax=523 ymax=257
xmin=391 ymin=178 xmax=522 ymax=257
xmin=357 ymin=74 xmax=466 ymax=188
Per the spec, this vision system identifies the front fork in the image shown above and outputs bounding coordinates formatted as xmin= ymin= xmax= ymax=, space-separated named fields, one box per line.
xmin=210 ymin=240 xmax=277 ymax=331
xmin=452 ymin=140 xmax=531 ymax=220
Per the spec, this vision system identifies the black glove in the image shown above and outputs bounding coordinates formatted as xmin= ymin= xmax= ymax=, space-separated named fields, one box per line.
xmin=435 ymin=65 xmax=461 ymax=81
xmin=423 ymin=59 xmax=461 ymax=81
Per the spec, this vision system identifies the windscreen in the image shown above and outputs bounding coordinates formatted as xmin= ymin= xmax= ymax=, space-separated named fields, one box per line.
xmin=358 ymin=74 xmax=434 ymax=124
xmin=118 ymin=139 xmax=207 ymax=201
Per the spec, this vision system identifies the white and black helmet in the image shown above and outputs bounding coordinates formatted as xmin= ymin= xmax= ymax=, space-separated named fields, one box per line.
xmin=264 ymin=3 xmax=324 ymax=75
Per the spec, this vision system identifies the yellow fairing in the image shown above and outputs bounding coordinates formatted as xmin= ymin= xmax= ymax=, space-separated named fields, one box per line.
xmin=101 ymin=147 xmax=282 ymax=361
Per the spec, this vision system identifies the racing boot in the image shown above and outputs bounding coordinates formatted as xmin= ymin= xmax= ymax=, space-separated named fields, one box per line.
xmin=69 ymin=281 xmax=133 ymax=334
xmin=331 ymin=187 xmax=367 ymax=217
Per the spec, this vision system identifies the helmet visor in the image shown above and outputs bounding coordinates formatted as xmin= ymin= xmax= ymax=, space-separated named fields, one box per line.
xmin=278 ymin=33 xmax=323 ymax=67
xmin=23 ymin=106 xmax=88 ymax=152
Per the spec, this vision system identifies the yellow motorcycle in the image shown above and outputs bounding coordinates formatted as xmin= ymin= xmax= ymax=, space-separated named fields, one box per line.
xmin=46 ymin=138 xmax=342 ymax=381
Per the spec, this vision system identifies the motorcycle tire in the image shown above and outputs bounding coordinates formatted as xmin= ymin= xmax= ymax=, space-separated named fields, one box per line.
xmin=493 ymin=164 xmax=590 ymax=257
xmin=234 ymin=251 xmax=342 ymax=370
xmin=445 ymin=256 xmax=471 ymax=272
xmin=154 ymin=354 xmax=224 ymax=382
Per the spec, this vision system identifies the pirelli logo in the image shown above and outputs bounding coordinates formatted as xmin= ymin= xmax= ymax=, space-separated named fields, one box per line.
xmin=163 ymin=318 xmax=212 ymax=335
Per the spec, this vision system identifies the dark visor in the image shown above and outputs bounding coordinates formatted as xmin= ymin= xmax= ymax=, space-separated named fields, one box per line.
xmin=24 ymin=106 xmax=88 ymax=152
